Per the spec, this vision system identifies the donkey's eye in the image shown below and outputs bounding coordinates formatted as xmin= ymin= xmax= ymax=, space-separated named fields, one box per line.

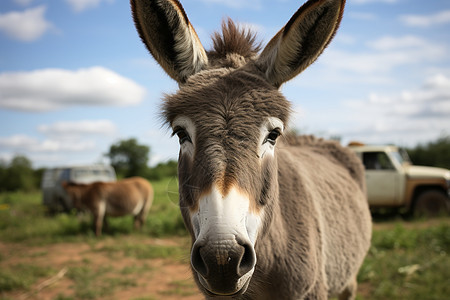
xmin=265 ymin=129 xmax=281 ymax=146
xmin=173 ymin=128 xmax=192 ymax=145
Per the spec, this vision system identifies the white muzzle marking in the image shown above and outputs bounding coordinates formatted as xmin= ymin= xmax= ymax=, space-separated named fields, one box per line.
xmin=191 ymin=185 xmax=261 ymax=245
xmin=190 ymin=184 xmax=262 ymax=292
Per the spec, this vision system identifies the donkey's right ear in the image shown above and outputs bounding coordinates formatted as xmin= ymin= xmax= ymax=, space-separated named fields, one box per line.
xmin=131 ymin=0 xmax=208 ymax=83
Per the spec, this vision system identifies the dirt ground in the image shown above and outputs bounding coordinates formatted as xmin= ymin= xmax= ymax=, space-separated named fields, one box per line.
xmin=2 ymin=220 xmax=446 ymax=300
xmin=0 ymin=237 xmax=204 ymax=300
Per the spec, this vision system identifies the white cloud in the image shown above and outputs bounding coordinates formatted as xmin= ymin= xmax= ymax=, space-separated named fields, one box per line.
xmin=400 ymin=10 xmax=450 ymax=27
xmin=65 ymin=0 xmax=114 ymax=13
xmin=0 ymin=67 xmax=147 ymax=112
xmin=320 ymin=35 xmax=445 ymax=75
xmin=0 ymin=6 xmax=53 ymax=42
xmin=339 ymin=74 xmax=450 ymax=145
xmin=290 ymin=74 xmax=450 ymax=147
xmin=38 ymin=120 xmax=117 ymax=137
xmin=366 ymin=35 xmax=427 ymax=51
xmin=13 ymin=0 xmax=34 ymax=6
xmin=0 ymin=135 xmax=95 ymax=152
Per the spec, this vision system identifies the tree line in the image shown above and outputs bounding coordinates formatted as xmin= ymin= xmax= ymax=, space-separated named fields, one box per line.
xmin=0 ymin=136 xmax=449 ymax=192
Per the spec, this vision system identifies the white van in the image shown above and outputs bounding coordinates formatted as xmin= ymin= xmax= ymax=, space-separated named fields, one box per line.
xmin=41 ymin=164 xmax=116 ymax=212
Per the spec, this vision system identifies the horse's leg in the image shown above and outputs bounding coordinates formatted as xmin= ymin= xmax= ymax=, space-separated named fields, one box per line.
xmin=338 ymin=276 xmax=357 ymax=300
xmin=134 ymin=193 xmax=153 ymax=230
xmin=103 ymin=215 xmax=109 ymax=233
xmin=133 ymin=215 xmax=142 ymax=229
xmin=93 ymin=201 xmax=106 ymax=236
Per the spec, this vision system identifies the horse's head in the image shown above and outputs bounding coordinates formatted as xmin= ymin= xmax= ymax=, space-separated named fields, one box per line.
xmin=131 ymin=0 xmax=345 ymax=296
xmin=61 ymin=181 xmax=88 ymax=211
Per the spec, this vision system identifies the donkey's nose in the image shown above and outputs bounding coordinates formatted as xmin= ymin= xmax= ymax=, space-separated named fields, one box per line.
xmin=191 ymin=237 xmax=256 ymax=293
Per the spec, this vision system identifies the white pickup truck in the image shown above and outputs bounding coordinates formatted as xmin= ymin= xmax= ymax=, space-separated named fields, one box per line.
xmin=349 ymin=143 xmax=450 ymax=216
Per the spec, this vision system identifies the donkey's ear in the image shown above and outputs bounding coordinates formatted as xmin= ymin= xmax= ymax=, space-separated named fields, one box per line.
xmin=131 ymin=0 xmax=208 ymax=83
xmin=256 ymin=0 xmax=345 ymax=88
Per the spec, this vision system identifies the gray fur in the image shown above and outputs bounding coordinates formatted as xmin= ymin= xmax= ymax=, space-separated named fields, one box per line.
xmin=131 ymin=0 xmax=371 ymax=299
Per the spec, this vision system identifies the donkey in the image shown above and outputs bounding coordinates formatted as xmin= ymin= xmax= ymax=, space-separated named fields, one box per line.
xmin=62 ymin=177 xmax=153 ymax=236
xmin=131 ymin=0 xmax=372 ymax=298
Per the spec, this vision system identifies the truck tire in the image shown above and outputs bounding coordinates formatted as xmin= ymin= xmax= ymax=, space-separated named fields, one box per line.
xmin=413 ymin=190 xmax=450 ymax=218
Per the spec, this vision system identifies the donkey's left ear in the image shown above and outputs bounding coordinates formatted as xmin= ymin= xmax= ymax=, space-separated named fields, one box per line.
xmin=256 ymin=0 xmax=345 ymax=88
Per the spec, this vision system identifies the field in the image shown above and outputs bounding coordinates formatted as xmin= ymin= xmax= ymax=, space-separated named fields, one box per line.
xmin=1 ymin=178 xmax=449 ymax=300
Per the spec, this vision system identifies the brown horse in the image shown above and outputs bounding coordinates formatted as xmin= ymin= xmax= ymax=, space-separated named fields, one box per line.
xmin=131 ymin=0 xmax=372 ymax=299
xmin=62 ymin=177 xmax=153 ymax=236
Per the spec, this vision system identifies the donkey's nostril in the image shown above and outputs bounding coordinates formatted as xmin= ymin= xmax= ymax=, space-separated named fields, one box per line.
xmin=191 ymin=243 xmax=208 ymax=278
xmin=238 ymin=242 xmax=256 ymax=277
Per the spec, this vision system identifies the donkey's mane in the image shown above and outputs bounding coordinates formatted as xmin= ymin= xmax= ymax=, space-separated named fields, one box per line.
xmin=282 ymin=135 xmax=366 ymax=190
xmin=208 ymin=19 xmax=261 ymax=63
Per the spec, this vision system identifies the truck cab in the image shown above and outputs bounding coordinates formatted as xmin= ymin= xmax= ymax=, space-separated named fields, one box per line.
xmin=349 ymin=143 xmax=450 ymax=215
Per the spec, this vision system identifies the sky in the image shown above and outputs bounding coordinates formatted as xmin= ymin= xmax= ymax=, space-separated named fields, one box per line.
xmin=0 ymin=0 xmax=449 ymax=169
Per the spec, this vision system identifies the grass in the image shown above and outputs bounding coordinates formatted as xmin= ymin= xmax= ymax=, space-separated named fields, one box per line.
xmin=357 ymin=221 xmax=450 ymax=300
xmin=0 ymin=180 xmax=449 ymax=299
xmin=0 ymin=264 xmax=55 ymax=292
xmin=159 ymin=279 xmax=199 ymax=297
xmin=67 ymin=265 xmax=139 ymax=299
xmin=0 ymin=177 xmax=186 ymax=245
xmin=95 ymin=242 xmax=189 ymax=261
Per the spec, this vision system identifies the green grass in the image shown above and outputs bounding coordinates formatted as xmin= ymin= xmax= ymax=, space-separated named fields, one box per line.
xmin=357 ymin=221 xmax=450 ymax=300
xmin=67 ymin=265 xmax=138 ymax=299
xmin=159 ymin=279 xmax=199 ymax=297
xmin=1 ymin=180 xmax=450 ymax=299
xmin=96 ymin=242 xmax=189 ymax=261
xmin=0 ymin=177 xmax=186 ymax=245
xmin=0 ymin=264 xmax=54 ymax=292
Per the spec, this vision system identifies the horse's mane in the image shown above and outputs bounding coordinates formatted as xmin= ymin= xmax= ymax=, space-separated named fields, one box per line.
xmin=207 ymin=19 xmax=261 ymax=63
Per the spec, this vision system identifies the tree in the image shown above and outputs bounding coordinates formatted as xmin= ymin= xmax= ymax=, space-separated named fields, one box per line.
xmin=407 ymin=135 xmax=450 ymax=169
xmin=105 ymin=138 xmax=150 ymax=178
xmin=1 ymin=155 xmax=35 ymax=192
xmin=146 ymin=160 xmax=178 ymax=180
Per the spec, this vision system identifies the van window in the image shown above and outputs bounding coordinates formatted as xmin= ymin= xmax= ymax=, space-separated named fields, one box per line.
xmin=60 ymin=168 xmax=71 ymax=181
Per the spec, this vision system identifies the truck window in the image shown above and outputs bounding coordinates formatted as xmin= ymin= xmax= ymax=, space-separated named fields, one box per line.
xmin=363 ymin=152 xmax=394 ymax=170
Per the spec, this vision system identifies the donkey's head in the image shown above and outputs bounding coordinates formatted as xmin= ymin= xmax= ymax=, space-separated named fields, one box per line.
xmin=131 ymin=0 xmax=345 ymax=296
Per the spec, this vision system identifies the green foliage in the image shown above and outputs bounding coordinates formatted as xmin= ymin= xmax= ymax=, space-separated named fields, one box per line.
xmin=105 ymin=138 xmax=150 ymax=178
xmin=0 ymin=155 xmax=40 ymax=192
xmin=406 ymin=135 xmax=450 ymax=169
xmin=145 ymin=160 xmax=178 ymax=181
xmin=358 ymin=222 xmax=450 ymax=300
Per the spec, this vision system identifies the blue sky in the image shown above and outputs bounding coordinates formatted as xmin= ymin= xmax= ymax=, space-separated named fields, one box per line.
xmin=0 ymin=0 xmax=449 ymax=168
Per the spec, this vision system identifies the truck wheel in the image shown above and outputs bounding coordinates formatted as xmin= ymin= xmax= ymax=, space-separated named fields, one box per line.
xmin=413 ymin=190 xmax=449 ymax=218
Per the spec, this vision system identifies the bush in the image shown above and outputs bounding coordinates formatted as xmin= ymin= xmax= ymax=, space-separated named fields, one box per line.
xmin=407 ymin=135 xmax=450 ymax=169
xmin=0 ymin=155 xmax=38 ymax=192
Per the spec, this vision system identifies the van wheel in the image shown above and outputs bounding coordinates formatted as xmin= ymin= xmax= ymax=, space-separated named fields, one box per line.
xmin=413 ymin=190 xmax=449 ymax=218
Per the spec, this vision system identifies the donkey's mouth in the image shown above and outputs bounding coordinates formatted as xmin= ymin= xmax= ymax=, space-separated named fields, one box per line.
xmin=197 ymin=272 xmax=252 ymax=297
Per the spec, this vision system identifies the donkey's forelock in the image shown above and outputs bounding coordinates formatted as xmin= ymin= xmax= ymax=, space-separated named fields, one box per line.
xmin=208 ymin=19 xmax=262 ymax=68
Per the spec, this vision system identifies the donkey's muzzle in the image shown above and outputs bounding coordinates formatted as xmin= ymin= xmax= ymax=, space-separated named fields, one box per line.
xmin=191 ymin=237 xmax=256 ymax=295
